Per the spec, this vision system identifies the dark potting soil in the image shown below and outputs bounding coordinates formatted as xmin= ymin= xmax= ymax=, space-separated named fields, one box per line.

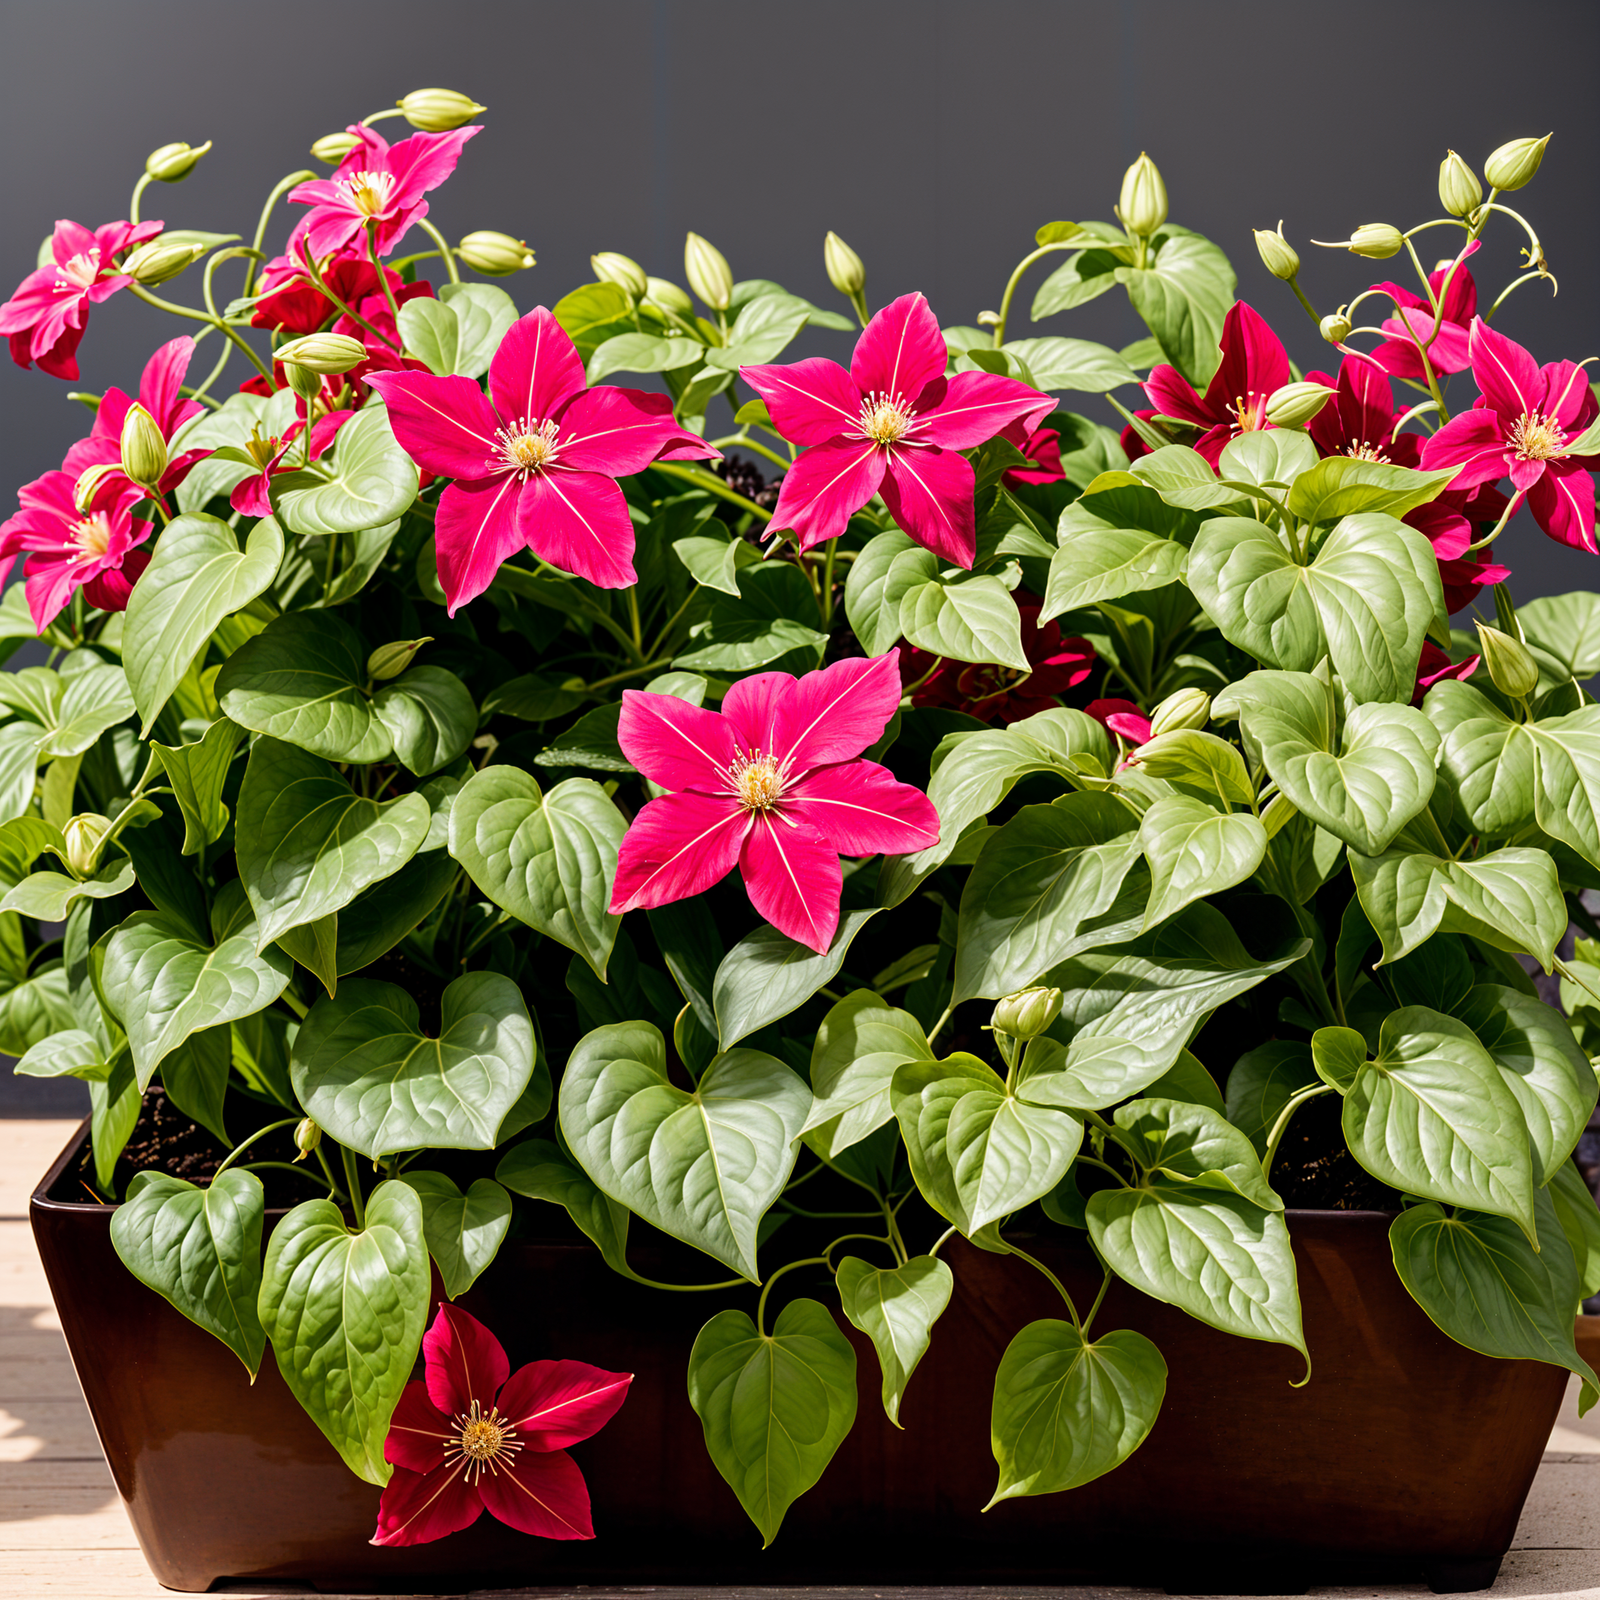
xmin=1266 ymin=1088 xmax=1403 ymax=1211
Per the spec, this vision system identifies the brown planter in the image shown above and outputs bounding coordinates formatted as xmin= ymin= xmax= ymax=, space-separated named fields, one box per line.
xmin=32 ymin=1120 xmax=1564 ymax=1595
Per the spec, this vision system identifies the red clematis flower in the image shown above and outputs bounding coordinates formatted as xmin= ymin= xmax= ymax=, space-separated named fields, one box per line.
xmin=225 ymin=409 xmax=355 ymax=518
xmin=250 ymin=245 xmax=418 ymax=339
xmin=1305 ymin=358 xmax=1423 ymax=467
xmin=370 ymin=307 xmax=717 ymax=611
xmin=1000 ymin=418 xmax=1065 ymax=489
xmin=0 ymin=471 xmax=151 ymax=630
xmin=1413 ymin=641 xmax=1481 ymax=707
xmin=1421 ymin=318 xmax=1600 ymax=553
xmin=372 ymin=1303 xmax=631 ymax=1547
xmin=288 ymin=124 xmax=480 ymax=260
xmin=610 ymin=653 xmax=939 ymax=953
xmin=1140 ymin=302 xmax=1291 ymax=467
xmin=1367 ymin=243 xmax=1478 ymax=386
xmin=0 ymin=218 xmax=162 ymax=379
xmin=1085 ymin=697 xmax=1152 ymax=748
xmin=741 ymin=293 xmax=1051 ymax=565
xmin=1405 ymin=482 xmax=1512 ymax=613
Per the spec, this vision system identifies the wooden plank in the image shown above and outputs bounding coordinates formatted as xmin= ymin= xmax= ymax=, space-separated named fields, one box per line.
xmin=0 ymin=1399 xmax=103 ymax=1461
xmin=0 ymin=1121 xmax=80 ymax=1216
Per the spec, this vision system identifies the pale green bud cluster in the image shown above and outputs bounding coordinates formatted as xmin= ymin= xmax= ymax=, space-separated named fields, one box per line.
xmin=145 ymin=140 xmax=211 ymax=182
xmin=592 ymin=252 xmax=649 ymax=298
xmin=1484 ymin=134 xmax=1550 ymax=192
xmin=824 ymin=231 xmax=866 ymax=296
xmin=1253 ymin=224 xmax=1300 ymax=282
xmin=1118 ymin=153 xmax=1168 ymax=237
xmin=457 ymin=231 xmax=535 ymax=275
xmin=1437 ymin=151 xmax=1483 ymax=219
xmin=991 ymin=986 xmax=1064 ymax=1040
xmin=367 ymin=638 xmax=432 ymax=680
xmin=684 ymin=232 xmax=733 ymax=311
xmin=397 ymin=88 xmax=485 ymax=132
xmin=1148 ymin=687 xmax=1212 ymax=738
xmin=1475 ymin=622 xmax=1540 ymax=699
xmin=120 ymin=404 xmax=168 ymax=490
xmin=1265 ymin=382 xmax=1333 ymax=429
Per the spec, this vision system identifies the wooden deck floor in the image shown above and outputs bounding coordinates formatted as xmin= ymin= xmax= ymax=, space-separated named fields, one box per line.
xmin=3 ymin=1118 xmax=1598 ymax=1600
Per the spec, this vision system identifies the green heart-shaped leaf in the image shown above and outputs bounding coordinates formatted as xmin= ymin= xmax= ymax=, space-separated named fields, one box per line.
xmin=1138 ymin=796 xmax=1267 ymax=929
xmin=836 ymin=1254 xmax=952 ymax=1427
xmin=1120 ymin=227 xmax=1236 ymax=388
xmin=1423 ymin=681 xmax=1537 ymax=835
xmin=401 ymin=1171 xmax=512 ymax=1298
xmin=801 ymin=990 xmax=932 ymax=1159
xmin=1109 ymin=1095 xmax=1282 ymax=1209
xmin=1285 ymin=458 xmax=1460 ymax=526
xmin=496 ymin=1137 xmax=631 ymax=1278
xmin=899 ymin=572 xmax=1030 ymax=671
xmin=1041 ymin=526 xmax=1187 ymax=620
xmin=272 ymin=404 xmax=418 ymax=535
xmin=371 ymin=666 xmax=476 ymax=777
xmin=151 ymin=718 xmax=243 ymax=854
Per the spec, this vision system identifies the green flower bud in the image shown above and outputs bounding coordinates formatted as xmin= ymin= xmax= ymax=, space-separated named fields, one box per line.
xmin=1320 ymin=311 xmax=1353 ymax=344
xmin=1344 ymin=224 xmax=1405 ymax=259
xmin=684 ymin=232 xmax=733 ymax=311
xmin=292 ymin=1117 xmax=322 ymax=1162
xmin=591 ymin=251 xmax=649 ymax=298
xmin=992 ymin=986 xmax=1064 ymax=1041
xmin=1253 ymin=223 xmax=1300 ymax=281
xmin=823 ymin=231 xmax=866 ymax=296
xmin=1484 ymin=134 xmax=1551 ymax=192
xmin=311 ymin=130 xmax=362 ymax=165
xmin=456 ymin=230 xmax=534 ymax=275
xmin=644 ymin=276 xmax=692 ymax=316
xmin=120 ymin=404 xmax=167 ymax=490
xmin=282 ymin=361 xmax=323 ymax=402
xmin=1438 ymin=151 xmax=1483 ymax=219
xmin=397 ymin=88 xmax=486 ymax=132
xmin=367 ymin=637 xmax=432 ymax=680
xmin=120 ymin=238 xmax=204 ymax=287
xmin=1148 ymin=687 xmax=1212 ymax=738
xmin=145 ymin=140 xmax=212 ymax=183
xmin=1474 ymin=622 xmax=1540 ymax=699
xmin=73 ymin=462 xmax=120 ymax=512
xmin=275 ymin=333 xmax=368 ymax=375
xmin=1118 ymin=152 xmax=1168 ymax=237
xmin=1265 ymin=381 xmax=1334 ymax=429
xmin=63 ymin=814 xmax=111 ymax=878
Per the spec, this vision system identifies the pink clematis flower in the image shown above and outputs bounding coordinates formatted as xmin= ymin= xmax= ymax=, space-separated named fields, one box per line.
xmin=740 ymin=293 xmax=1051 ymax=565
xmin=250 ymin=245 xmax=411 ymax=338
xmin=1000 ymin=418 xmax=1066 ymax=489
xmin=610 ymin=653 xmax=939 ymax=953
xmin=1413 ymin=641 xmax=1481 ymax=707
xmin=0 ymin=218 xmax=162 ymax=379
xmin=1085 ymin=697 xmax=1152 ymax=748
xmin=370 ymin=308 xmax=717 ymax=610
xmin=1305 ymin=358 xmax=1422 ymax=468
xmin=0 ymin=472 xmax=151 ymax=630
xmin=1367 ymin=243 xmax=1478 ymax=385
xmin=372 ymin=1303 xmax=630 ymax=1547
xmin=1405 ymin=482 xmax=1512 ymax=613
xmin=1420 ymin=318 xmax=1600 ymax=553
xmin=1140 ymin=302 xmax=1291 ymax=467
xmin=287 ymin=124 xmax=480 ymax=260
xmin=226 ymin=408 xmax=355 ymax=519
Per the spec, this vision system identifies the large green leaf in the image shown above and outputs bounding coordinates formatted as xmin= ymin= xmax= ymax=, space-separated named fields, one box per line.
xmin=988 ymin=1321 xmax=1166 ymax=1504
xmin=1110 ymin=1096 xmax=1282 ymax=1209
xmin=1285 ymin=458 xmax=1460 ymax=525
xmin=109 ymin=1169 xmax=265 ymax=1375
xmin=102 ymin=879 xmax=293 ymax=1088
xmin=835 ymin=1254 xmax=952 ymax=1427
xmin=898 ymin=572 xmax=1029 ymax=672
xmin=42 ymin=661 xmax=138 ymax=757
xmin=290 ymin=972 xmax=535 ymax=1159
xmin=123 ymin=512 xmax=284 ymax=733
xmin=801 ymin=989 xmax=932 ymax=1159
xmin=588 ymin=331 xmax=703 ymax=384
xmin=712 ymin=908 xmax=878 ymax=1049
xmin=1551 ymin=1159 xmax=1600 ymax=1304
xmin=687 ymin=1299 xmax=857 ymax=1546
xmin=1041 ymin=527 xmax=1187 ymax=620
xmin=0 ymin=858 xmax=136 ymax=922
xmin=676 ymin=563 xmax=828 ymax=672
xmin=1138 ymin=796 xmax=1267 ymax=928
xmin=1522 ymin=707 xmax=1600 ymax=873
xmin=558 ymin=1020 xmax=811 ymax=1279
xmin=447 ymin=766 xmax=623 ymax=980
xmin=258 ymin=1181 xmax=429 ymax=1484
xmin=1001 ymin=336 xmax=1139 ymax=393
xmin=160 ymin=1023 xmax=232 ymax=1144
xmin=371 ymin=666 xmax=476 ymax=776
xmin=151 ymin=718 xmax=242 ymax=854
xmin=399 ymin=282 xmax=518 ymax=378
xmin=496 ymin=1138 xmax=631 ymax=1277
xmin=216 ymin=610 xmax=393 ymax=762
xmin=1423 ymin=681 xmax=1536 ymax=836
xmin=1128 ymin=444 xmax=1250 ymax=512
xmin=843 ymin=530 xmax=917 ymax=655
xmin=272 ymin=404 xmax=418 ymax=535
xmin=1519 ymin=592 xmax=1600 ymax=687
xmin=400 ymin=1170 xmax=512 ymax=1298
xmin=1121 ymin=227 xmax=1236 ymax=388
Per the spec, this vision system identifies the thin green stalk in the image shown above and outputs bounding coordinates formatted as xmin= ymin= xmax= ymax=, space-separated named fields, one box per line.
xmin=1555 ymin=955 xmax=1600 ymax=1010
xmin=927 ymin=1225 xmax=959 ymax=1258
xmin=818 ymin=538 xmax=838 ymax=630
xmin=129 ymin=285 xmax=273 ymax=382
xmin=756 ymin=1256 xmax=830 ymax=1336
xmin=246 ymin=170 xmax=317 ymax=294
xmin=1286 ymin=277 xmax=1322 ymax=328
xmin=1465 ymin=489 xmax=1525 ymax=554
xmin=340 ymin=1144 xmax=366 ymax=1228
xmin=187 ymin=337 xmax=234 ymax=406
xmin=1003 ymin=1240 xmax=1081 ymax=1332
xmin=366 ymin=222 xmax=405 ymax=333
xmin=648 ymin=461 xmax=772 ymax=521
xmin=822 ymin=1233 xmax=896 ymax=1268
xmin=415 ymin=217 xmax=460 ymax=284
xmin=1261 ymin=1084 xmax=1334 ymax=1179
xmin=299 ymin=241 xmax=399 ymax=351
xmin=625 ymin=1271 xmax=746 ymax=1292
xmin=1080 ymin=1268 xmax=1113 ymax=1338
xmin=203 ymin=247 xmax=263 ymax=322
xmin=129 ymin=172 xmax=155 ymax=225
xmin=241 ymin=1160 xmax=335 ymax=1190
xmin=1074 ymin=1153 xmax=1132 ymax=1187
xmin=926 ymin=1004 xmax=955 ymax=1047
xmin=706 ymin=432 xmax=791 ymax=473
xmin=211 ymin=1118 xmax=301 ymax=1178
xmin=314 ymin=1142 xmax=347 ymax=1203
xmin=626 ymin=586 xmax=643 ymax=652
xmin=990 ymin=241 xmax=1082 ymax=347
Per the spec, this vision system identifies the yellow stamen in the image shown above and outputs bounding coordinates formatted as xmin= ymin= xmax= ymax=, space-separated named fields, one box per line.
xmin=54 ymin=252 xmax=99 ymax=293
xmin=338 ymin=170 xmax=398 ymax=217
xmin=729 ymin=751 xmax=784 ymax=812
xmin=70 ymin=513 xmax=112 ymax=560
xmin=1343 ymin=440 xmax=1390 ymax=463
xmin=443 ymin=1400 xmax=523 ymax=1484
xmin=496 ymin=418 xmax=561 ymax=473
xmin=858 ymin=391 xmax=915 ymax=445
xmin=1509 ymin=409 xmax=1567 ymax=462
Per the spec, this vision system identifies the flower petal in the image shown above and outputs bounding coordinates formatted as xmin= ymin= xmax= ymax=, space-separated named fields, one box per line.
xmin=424 ymin=1302 xmax=511 ymax=1420
xmin=556 ymin=385 xmax=705 ymax=476
xmin=139 ymin=336 xmax=196 ymax=433
xmin=785 ymin=759 xmax=940 ymax=856
xmin=495 ymin=1360 xmax=632 ymax=1450
xmin=1468 ymin=317 xmax=1543 ymax=421
xmin=881 ymin=445 xmax=976 ymax=567
xmin=740 ymin=811 xmax=842 ymax=953
xmin=768 ymin=438 xmax=885 ymax=551
xmin=434 ymin=475 xmax=526 ymax=614
xmin=1377 ymin=308 xmax=1471 ymax=378
xmin=384 ymin=127 xmax=481 ymax=207
xmin=489 ymin=307 xmax=588 ymax=429
xmin=723 ymin=652 xmax=903 ymax=775
xmin=518 ymin=469 xmax=637 ymax=589
xmin=1507 ymin=454 xmax=1547 ymax=494
xmin=368 ymin=371 xmax=502 ymax=480
xmin=850 ymin=293 xmax=946 ymax=402
xmin=1199 ymin=302 xmax=1290 ymax=419
xmin=911 ymin=371 xmax=1052 ymax=450
xmin=1540 ymin=360 xmax=1594 ymax=432
xmin=610 ymin=791 xmax=748 ymax=913
xmin=370 ymin=1461 xmax=482 ymax=1548
xmin=741 ymin=357 xmax=863 ymax=446
xmin=476 ymin=1447 xmax=594 ymax=1540
xmin=1419 ymin=408 xmax=1508 ymax=490
xmin=1528 ymin=462 xmax=1599 ymax=554
xmin=385 ymin=1380 xmax=458 ymax=1475
xmin=617 ymin=688 xmax=737 ymax=791
xmin=1086 ymin=698 xmax=1153 ymax=745
xmin=1142 ymin=365 xmax=1215 ymax=428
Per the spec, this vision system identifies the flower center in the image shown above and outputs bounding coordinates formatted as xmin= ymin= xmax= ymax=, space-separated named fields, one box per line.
xmin=1230 ymin=393 xmax=1268 ymax=434
xmin=858 ymin=392 xmax=915 ymax=445
xmin=55 ymin=252 xmax=100 ymax=292
xmin=444 ymin=1401 xmax=522 ymax=1484
xmin=1344 ymin=439 xmax=1390 ymax=462
xmin=70 ymin=513 xmax=112 ymax=560
xmin=729 ymin=750 xmax=784 ymax=812
xmin=338 ymin=170 xmax=398 ymax=216
xmin=244 ymin=427 xmax=283 ymax=469
xmin=496 ymin=417 xmax=561 ymax=474
xmin=1509 ymin=409 xmax=1567 ymax=462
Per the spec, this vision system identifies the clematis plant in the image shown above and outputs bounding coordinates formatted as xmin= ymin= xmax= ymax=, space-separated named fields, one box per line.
xmin=3 ymin=98 xmax=1599 ymax=1560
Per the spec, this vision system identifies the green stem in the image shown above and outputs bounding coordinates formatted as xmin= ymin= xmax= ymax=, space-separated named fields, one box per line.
xmin=299 ymin=240 xmax=399 ymax=351
xmin=1554 ymin=955 xmax=1600 ymax=1010
xmin=626 ymin=586 xmax=643 ymax=652
xmin=1003 ymin=1240 xmax=1081 ymax=1332
xmin=366 ymin=222 xmax=405 ymax=333
xmin=648 ymin=461 xmax=772 ymax=521
xmin=241 ymin=1160 xmax=334 ymax=1190
xmin=706 ymin=433 xmax=791 ymax=473
xmin=646 ymin=589 xmax=699 ymax=659
xmin=203 ymin=247 xmax=263 ymax=323
xmin=776 ymin=1203 xmax=881 ymax=1220
xmin=361 ymin=107 xmax=410 ymax=126
xmin=822 ymin=1233 xmax=896 ymax=1268
xmin=586 ymin=660 xmax=666 ymax=693
xmin=756 ymin=1256 xmax=830 ymax=1336
xmin=340 ymin=1144 xmax=366 ymax=1228
xmin=881 ymin=1198 xmax=909 ymax=1265
xmin=1261 ymin=1084 xmax=1334 ymax=1179
xmin=1074 ymin=1153 xmax=1132 ymax=1187
xmin=245 ymin=170 xmax=317 ymax=295
xmin=1487 ymin=269 xmax=1554 ymax=319
xmin=625 ymin=1271 xmax=746 ymax=1292
xmin=187 ymin=337 xmax=234 ymax=407
xmin=817 ymin=537 xmax=838 ymax=630
xmin=991 ymin=242 xmax=1080 ymax=347
xmin=1080 ymin=1267 xmax=1113 ymax=1337
xmin=211 ymin=1117 xmax=301 ymax=1177
xmin=415 ymin=217 xmax=460 ymax=285
xmin=1287 ymin=277 xmax=1321 ymax=328
xmin=927 ymin=1224 xmax=959 ymax=1258
xmin=1465 ymin=489 xmax=1525 ymax=554
xmin=129 ymin=171 xmax=154 ymax=225
xmin=926 ymin=1004 xmax=955 ymax=1047
xmin=129 ymin=285 xmax=273 ymax=382
xmin=313 ymin=1143 xmax=347 ymax=1204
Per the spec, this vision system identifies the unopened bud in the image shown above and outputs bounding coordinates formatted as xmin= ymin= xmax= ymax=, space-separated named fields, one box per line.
xmin=1253 ymin=223 xmax=1300 ymax=281
xmin=684 ymin=232 xmax=732 ymax=311
xmin=292 ymin=1118 xmax=322 ymax=1162
xmin=311 ymin=130 xmax=362 ymax=164
xmin=145 ymin=140 xmax=212 ymax=182
xmin=275 ymin=332 xmax=368 ymax=374
xmin=367 ymin=637 xmax=432 ymax=680
xmin=1265 ymin=381 xmax=1334 ymax=429
xmin=283 ymin=361 xmax=323 ymax=401
xmin=1438 ymin=151 xmax=1483 ymax=219
xmin=73 ymin=462 xmax=121 ymax=512
xmin=63 ymin=814 xmax=110 ymax=878
xmin=591 ymin=251 xmax=648 ymax=298
xmin=1475 ymin=622 xmax=1540 ymax=699
xmin=1484 ymin=134 xmax=1551 ymax=192
xmin=1118 ymin=152 xmax=1168 ymax=237
xmin=1321 ymin=311 xmax=1353 ymax=344
xmin=1342 ymin=224 xmax=1405 ymax=259
xmin=457 ymin=230 xmax=534 ymax=274
xmin=992 ymin=986 xmax=1064 ymax=1041
xmin=975 ymin=310 xmax=1001 ymax=327
xmin=397 ymin=88 xmax=486 ymax=132
xmin=823 ymin=230 xmax=866 ymax=296
xmin=120 ymin=404 xmax=168 ymax=489
xmin=644 ymin=276 xmax=692 ymax=316
xmin=1149 ymin=687 xmax=1212 ymax=738
xmin=120 ymin=238 xmax=204 ymax=287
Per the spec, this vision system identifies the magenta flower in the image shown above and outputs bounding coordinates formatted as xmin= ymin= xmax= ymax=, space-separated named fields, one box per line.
xmin=609 ymin=653 xmax=939 ymax=953
xmin=1304 ymin=358 xmax=1422 ymax=468
xmin=740 ymin=293 xmax=1050 ymax=565
xmin=0 ymin=471 xmax=151 ymax=630
xmin=1421 ymin=318 xmax=1600 ymax=553
xmin=1405 ymin=482 xmax=1512 ymax=613
xmin=0 ymin=218 xmax=162 ymax=380
xmin=1414 ymin=641 xmax=1481 ymax=707
xmin=373 ymin=1303 xmax=630 ymax=1547
xmin=1142 ymin=302 xmax=1291 ymax=467
xmin=287 ymin=124 xmax=480 ymax=260
xmin=228 ymin=409 xmax=354 ymax=519
xmin=370 ymin=308 xmax=717 ymax=611
xmin=1368 ymin=243 xmax=1478 ymax=385
xmin=1085 ymin=698 xmax=1152 ymax=747
xmin=1000 ymin=418 xmax=1066 ymax=489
